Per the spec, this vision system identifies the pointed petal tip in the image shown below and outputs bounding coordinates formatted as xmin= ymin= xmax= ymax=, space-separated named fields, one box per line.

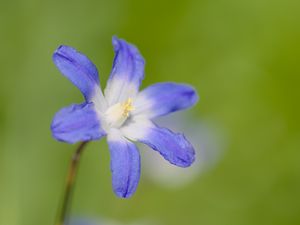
xmin=162 ymin=132 xmax=196 ymax=168
xmin=174 ymin=142 xmax=196 ymax=168
xmin=53 ymin=45 xmax=72 ymax=58
xmin=178 ymin=84 xmax=199 ymax=109
xmin=176 ymin=131 xmax=196 ymax=166
xmin=54 ymin=44 xmax=64 ymax=52
xmin=112 ymin=35 xmax=120 ymax=47
xmin=189 ymin=85 xmax=199 ymax=102
xmin=114 ymin=189 xmax=134 ymax=198
xmin=51 ymin=129 xmax=76 ymax=144
xmin=111 ymin=36 xmax=144 ymax=62
xmin=112 ymin=36 xmax=125 ymax=52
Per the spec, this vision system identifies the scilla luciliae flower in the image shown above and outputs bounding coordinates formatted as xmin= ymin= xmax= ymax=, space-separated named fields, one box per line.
xmin=51 ymin=37 xmax=198 ymax=198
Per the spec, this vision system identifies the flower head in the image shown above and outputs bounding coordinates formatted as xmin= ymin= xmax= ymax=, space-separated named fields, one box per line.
xmin=51 ymin=37 xmax=199 ymax=198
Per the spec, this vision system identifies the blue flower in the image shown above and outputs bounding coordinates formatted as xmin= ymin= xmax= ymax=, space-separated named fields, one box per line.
xmin=51 ymin=37 xmax=199 ymax=198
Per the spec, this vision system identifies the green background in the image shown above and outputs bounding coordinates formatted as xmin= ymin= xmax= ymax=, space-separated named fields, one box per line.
xmin=0 ymin=0 xmax=299 ymax=224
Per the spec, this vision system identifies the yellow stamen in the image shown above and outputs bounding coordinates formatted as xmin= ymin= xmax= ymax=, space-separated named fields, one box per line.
xmin=105 ymin=98 xmax=135 ymax=128
xmin=122 ymin=98 xmax=135 ymax=117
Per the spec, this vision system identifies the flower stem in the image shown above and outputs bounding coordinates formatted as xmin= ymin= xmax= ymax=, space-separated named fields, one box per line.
xmin=57 ymin=141 xmax=89 ymax=225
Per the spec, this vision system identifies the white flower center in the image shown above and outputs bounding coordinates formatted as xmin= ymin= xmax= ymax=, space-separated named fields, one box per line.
xmin=104 ymin=98 xmax=135 ymax=128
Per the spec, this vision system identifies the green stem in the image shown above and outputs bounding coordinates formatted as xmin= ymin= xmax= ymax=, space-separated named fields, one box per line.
xmin=57 ymin=141 xmax=89 ymax=225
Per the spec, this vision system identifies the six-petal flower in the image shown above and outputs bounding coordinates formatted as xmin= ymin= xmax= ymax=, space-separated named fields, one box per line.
xmin=51 ymin=37 xmax=199 ymax=198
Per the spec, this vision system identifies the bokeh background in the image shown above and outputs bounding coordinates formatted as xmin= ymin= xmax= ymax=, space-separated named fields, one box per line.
xmin=0 ymin=0 xmax=300 ymax=225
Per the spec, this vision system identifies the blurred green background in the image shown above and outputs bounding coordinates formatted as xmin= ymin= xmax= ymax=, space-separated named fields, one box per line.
xmin=0 ymin=0 xmax=300 ymax=224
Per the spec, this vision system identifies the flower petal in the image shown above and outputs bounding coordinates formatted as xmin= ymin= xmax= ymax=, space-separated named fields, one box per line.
xmin=107 ymin=129 xmax=141 ymax=198
xmin=104 ymin=37 xmax=145 ymax=106
xmin=122 ymin=120 xmax=195 ymax=167
xmin=53 ymin=45 xmax=103 ymax=101
xmin=132 ymin=82 xmax=198 ymax=119
xmin=51 ymin=103 xmax=105 ymax=144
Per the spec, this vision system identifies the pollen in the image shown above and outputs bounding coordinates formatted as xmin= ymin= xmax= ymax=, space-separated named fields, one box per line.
xmin=122 ymin=98 xmax=135 ymax=117
xmin=105 ymin=98 xmax=135 ymax=128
